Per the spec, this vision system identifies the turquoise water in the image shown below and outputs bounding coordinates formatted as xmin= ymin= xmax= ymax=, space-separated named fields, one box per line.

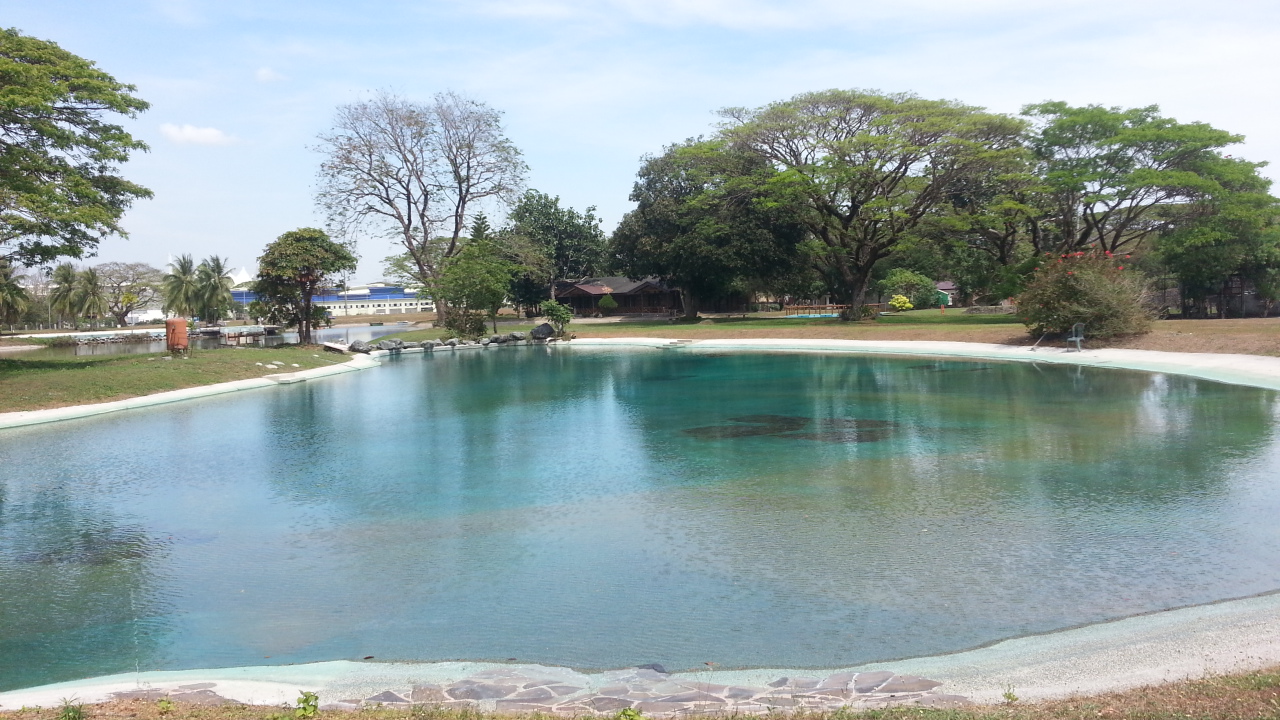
xmin=3 ymin=348 xmax=1280 ymax=691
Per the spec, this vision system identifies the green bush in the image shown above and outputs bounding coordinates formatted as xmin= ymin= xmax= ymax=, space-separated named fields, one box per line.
xmin=597 ymin=293 xmax=618 ymax=314
xmin=540 ymin=300 xmax=573 ymax=335
xmin=440 ymin=308 xmax=487 ymax=338
xmin=1016 ymin=251 xmax=1155 ymax=338
xmin=888 ymin=294 xmax=913 ymax=311
xmin=879 ymin=268 xmax=939 ymax=309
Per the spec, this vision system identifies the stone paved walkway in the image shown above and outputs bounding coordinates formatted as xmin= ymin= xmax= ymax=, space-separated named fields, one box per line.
xmin=110 ymin=665 xmax=968 ymax=715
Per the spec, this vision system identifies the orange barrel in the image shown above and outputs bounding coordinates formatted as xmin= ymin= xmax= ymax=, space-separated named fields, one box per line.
xmin=166 ymin=318 xmax=189 ymax=353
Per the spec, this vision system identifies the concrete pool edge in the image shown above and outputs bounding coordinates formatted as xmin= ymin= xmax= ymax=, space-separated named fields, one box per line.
xmin=3 ymin=590 xmax=1278 ymax=709
xmin=0 ymin=353 xmax=383 ymax=430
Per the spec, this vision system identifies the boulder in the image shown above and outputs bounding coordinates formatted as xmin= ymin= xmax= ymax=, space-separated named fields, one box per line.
xmin=508 ymin=331 xmax=526 ymax=341
xmin=480 ymin=338 xmax=491 ymax=346
xmin=377 ymin=339 xmax=401 ymax=351
xmin=490 ymin=334 xmax=506 ymax=344
xmin=403 ymin=341 xmax=421 ymax=349
xmin=530 ymin=323 xmax=555 ymax=341
xmin=446 ymin=338 xmax=459 ymax=347
xmin=348 ymin=339 xmax=372 ymax=353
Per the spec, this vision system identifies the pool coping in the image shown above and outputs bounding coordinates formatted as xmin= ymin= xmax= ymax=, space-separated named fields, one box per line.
xmin=4 ymin=337 xmax=1280 ymax=706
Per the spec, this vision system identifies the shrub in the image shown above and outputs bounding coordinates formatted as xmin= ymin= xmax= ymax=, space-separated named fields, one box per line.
xmin=597 ymin=293 xmax=618 ymax=315
xmin=879 ymin=268 xmax=938 ymax=309
xmin=1017 ymin=251 xmax=1155 ymax=338
xmin=888 ymin=294 xmax=913 ymax=311
xmin=540 ymin=300 xmax=573 ymax=335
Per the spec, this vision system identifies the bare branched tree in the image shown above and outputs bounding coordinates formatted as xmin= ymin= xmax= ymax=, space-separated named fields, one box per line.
xmin=315 ymin=91 xmax=526 ymax=306
xmin=95 ymin=261 xmax=161 ymax=326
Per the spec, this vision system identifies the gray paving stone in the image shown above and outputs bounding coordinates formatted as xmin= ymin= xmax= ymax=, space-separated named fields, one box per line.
xmin=877 ymin=675 xmax=942 ymax=693
xmin=723 ymin=687 xmax=758 ymax=700
xmin=410 ymin=685 xmax=449 ymax=703
xmin=508 ymin=687 xmax=558 ymax=701
xmin=634 ymin=701 xmax=691 ymax=714
xmin=586 ymin=696 xmax=634 ymax=711
xmin=363 ymin=691 xmax=409 ymax=704
xmin=819 ymin=672 xmax=855 ymax=688
xmin=494 ymin=701 xmax=557 ymax=711
xmin=853 ymin=670 xmax=895 ymax=693
xmin=110 ymin=690 xmax=169 ymax=701
xmin=655 ymin=691 xmax=725 ymax=704
xmin=446 ymin=683 xmax=517 ymax=700
xmin=177 ymin=683 xmax=217 ymax=691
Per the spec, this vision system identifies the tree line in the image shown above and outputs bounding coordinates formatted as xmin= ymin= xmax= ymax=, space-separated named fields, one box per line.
xmin=3 ymin=26 xmax=1277 ymax=338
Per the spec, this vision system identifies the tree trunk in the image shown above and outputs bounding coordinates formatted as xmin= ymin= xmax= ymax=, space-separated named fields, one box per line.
xmin=681 ymin=289 xmax=698 ymax=319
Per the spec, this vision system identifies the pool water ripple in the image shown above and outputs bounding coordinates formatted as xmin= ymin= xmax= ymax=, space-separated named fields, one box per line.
xmin=2 ymin=348 xmax=1280 ymax=691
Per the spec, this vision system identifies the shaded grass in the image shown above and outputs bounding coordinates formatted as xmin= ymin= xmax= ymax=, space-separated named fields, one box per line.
xmin=0 ymin=346 xmax=343 ymax=413
xmin=3 ymin=666 xmax=1278 ymax=720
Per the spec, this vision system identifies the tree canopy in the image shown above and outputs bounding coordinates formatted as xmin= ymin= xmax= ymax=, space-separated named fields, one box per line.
xmin=254 ymin=227 xmax=356 ymax=344
xmin=612 ymin=139 xmax=807 ymax=316
xmin=719 ymin=89 xmax=1027 ymax=314
xmin=0 ymin=28 xmax=151 ymax=265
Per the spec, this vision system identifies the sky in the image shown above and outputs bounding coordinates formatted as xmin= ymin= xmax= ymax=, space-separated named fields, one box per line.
xmin=7 ymin=0 xmax=1280 ymax=282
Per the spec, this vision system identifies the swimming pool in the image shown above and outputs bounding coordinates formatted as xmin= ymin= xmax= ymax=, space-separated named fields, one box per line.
xmin=3 ymin=347 xmax=1279 ymax=691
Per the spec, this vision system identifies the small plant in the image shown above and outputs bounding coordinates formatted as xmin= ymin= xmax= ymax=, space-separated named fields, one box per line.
xmin=295 ymin=690 xmax=319 ymax=718
xmin=1002 ymin=686 xmax=1019 ymax=705
xmin=57 ymin=699 xmax=85 ymax=720
xmin=540 ymin=300 xmax=573 ymax=336
xmin=156 ymin=698 xmax=175 ymax=714
xmin=614 ymin=708 xmax=643 ymax=720
xmin=888 ymin=294 xmax=914 ymax=311
xmin=597 ymin=293 xmax=618 ymax=315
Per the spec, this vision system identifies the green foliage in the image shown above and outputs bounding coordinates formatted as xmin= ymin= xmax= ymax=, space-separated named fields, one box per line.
xmin=156 ymin=698 xmax=174 ymax=714
xmin=161 ymin=255 xmax=200 ymax=317
xmin=56 ymin=699 xmax=84 ymax=720
xmin=597 ymin=293 xmax=618 ymax=313
xmin=1017 ymin=251 xmax=1155 ymax=337
xmin=721 ymin=89 xmax=1028 ymax=312
xmin=0 ymin=29 xmax=152 ymax=265
xmin=888 ymin=294 xmax=913 ymax=311
xmin=1002 ymin=686 xmax=1019 ymax=705
xmin=255 ymin=228 xmax=356 ymax=344
xmin=0 ymin=260 xmax=29 ymax=323
xmin=612 ymin=139 xmax=807 ymax=317
xmin=505 ymin=190 xmax=608 ymax=307
xmin=1024 ymin=101 xmax=1261 ymax=255
xmin=540 ymin=299 xmax=572 ymax=334
xmin=614 ymin=707 xmax=643 ymax=720
xmin=195 ymin=256 xmax=234 ymax=324
xmin=438 ymin=236 xmax=515 ymax=336
xmin=294 ymin=690 xmax=319 ymax=718
xmin=878 ymin=268 xmax=938 ymax=309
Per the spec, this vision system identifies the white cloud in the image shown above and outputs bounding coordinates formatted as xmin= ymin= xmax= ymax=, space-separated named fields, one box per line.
xmin=151 ymin=0 xmax=203 ymax=25
xmin=159 ymin=123 xmax=236 ymax=146
xmin=255 ymin=67 xmax=288 ymax=83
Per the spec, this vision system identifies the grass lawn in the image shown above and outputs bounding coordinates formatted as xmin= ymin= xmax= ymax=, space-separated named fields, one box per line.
xmin=0 ymin=346 xmax=343 ymax=413
xmin=4 ymin=665 xmax=1277 ymax=720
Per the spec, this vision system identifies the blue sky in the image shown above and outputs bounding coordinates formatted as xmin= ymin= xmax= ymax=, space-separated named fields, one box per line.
xmin=7 ymin=0 xmax=1280 ymax=281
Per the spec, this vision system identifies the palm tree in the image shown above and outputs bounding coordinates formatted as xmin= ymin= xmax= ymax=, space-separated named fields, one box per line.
xmin=0 ymin=261 xmax=30 ymax=327
xmin=161 ymin=254 xmax=200 ymax=318
xmin=196 ymin=255 xmax=234 ymax=324
xmin=74 ymin=267 xmax=109 ymax=327
xmin=49 ymin=263 xmax=79 ymax=328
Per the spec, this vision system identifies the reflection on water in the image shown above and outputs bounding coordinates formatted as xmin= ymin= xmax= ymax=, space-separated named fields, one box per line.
xmin=2 ymin=350 xmax=1280 ymax=690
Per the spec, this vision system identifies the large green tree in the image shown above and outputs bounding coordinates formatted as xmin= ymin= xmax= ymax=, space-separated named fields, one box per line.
xmin=1024 ymin=102 xmax=1257 ymax=255
xmin=504 ymin=190 xmax=608 ymax=305
xmin=437 ymin=234 xmax=515 ymax=335
xmin=48 ymin=262 xmax=78 ymax=326
xmin=720 ymin=89 xmax=1027 ymax=316
xmin=0 ymin=29 xmax=151 ymax=265
xmin=612 ymin=139 xmax=808 ymax=317
xmin=255 ymin=227 xmax=356 ymax=344
xmin=196 ymin=256 xmax=233 ymax=324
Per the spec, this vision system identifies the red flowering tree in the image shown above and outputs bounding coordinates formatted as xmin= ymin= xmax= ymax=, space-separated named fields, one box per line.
xmin=1016 ymin=251 xmax=1155 ymax=337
